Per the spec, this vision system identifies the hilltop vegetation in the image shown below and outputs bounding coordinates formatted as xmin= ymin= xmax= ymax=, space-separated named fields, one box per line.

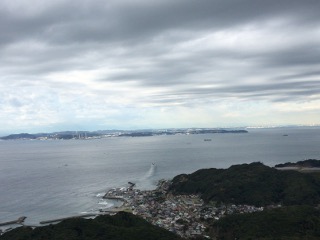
xmin=275 ymin=159 xmax=320 ymax=168
xmin=169 ymin=162 xmax=320 ymax=239
xmin=0 ymin=212 xmax=182 ymax=240
xmin=211 ymin=205 xmax=320 ymax=239
xmin=170 ymin=162 xmax=320 ymax=206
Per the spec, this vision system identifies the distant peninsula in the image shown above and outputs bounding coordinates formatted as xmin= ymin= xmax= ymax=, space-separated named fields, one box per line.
xmin=0 ymin=128 xmax=248 ymax=140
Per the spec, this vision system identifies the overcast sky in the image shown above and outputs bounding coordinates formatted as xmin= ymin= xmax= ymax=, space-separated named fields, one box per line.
xmin=1 ymin=0 xmax=320 ymax=133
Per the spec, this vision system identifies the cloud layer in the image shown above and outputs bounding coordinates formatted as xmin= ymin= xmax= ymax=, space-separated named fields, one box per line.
xmin=1 ymin=0 xmax=320 ymax=133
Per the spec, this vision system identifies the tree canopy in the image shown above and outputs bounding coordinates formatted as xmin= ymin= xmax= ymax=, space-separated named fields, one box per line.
xmin=170 ymin=162 xmax=320 ymax=206
xmin=0 ymin=212 xmax=182 ymax=240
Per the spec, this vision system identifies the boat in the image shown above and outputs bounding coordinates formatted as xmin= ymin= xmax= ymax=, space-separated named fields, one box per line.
xmin=128 ymin=182 xmax=135 ymax=187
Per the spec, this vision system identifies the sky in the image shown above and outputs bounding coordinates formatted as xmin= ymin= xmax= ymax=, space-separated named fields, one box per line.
xmin=1 ymin=0 xmax=320 ymax=134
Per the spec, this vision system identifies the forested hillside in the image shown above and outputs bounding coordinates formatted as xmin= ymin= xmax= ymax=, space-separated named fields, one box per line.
xmin=211 ymin=205 xmax=320 ymax=239
xmin=0 ymin=212 xmax=182 ymax=240
xmin=170 ymin=162 xmax=320 ymax=206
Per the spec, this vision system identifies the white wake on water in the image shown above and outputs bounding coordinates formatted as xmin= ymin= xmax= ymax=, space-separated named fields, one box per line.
xmin=142 ymin=163 xmax=157 ymax=180
xmin=135 ymin=163 xmax=157 ymax=189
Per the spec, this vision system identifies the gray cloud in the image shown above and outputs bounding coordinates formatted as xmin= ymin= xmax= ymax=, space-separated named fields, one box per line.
xmin=147 ymin=80 xmax=320 ymax=106
xmin=1 ymin=0 xmax=319 ymax=45
xmin=1 ymin=0 xmax=320 ymax=130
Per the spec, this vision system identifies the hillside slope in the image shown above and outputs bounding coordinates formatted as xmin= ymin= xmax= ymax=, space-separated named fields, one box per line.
xmin=0 ymin=212 xmax=182 ymax=240
xmin=211 ymin=205 xmax=320 ymax=239
xmin=170 ymin=162 xmax=320 ymax=206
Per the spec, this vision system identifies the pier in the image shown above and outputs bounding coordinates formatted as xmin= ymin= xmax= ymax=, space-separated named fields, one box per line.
xmin=0 ymin=216 xmax=26 ymax=227
xmin=103 ymin=196 xmax=124 ymax=200
xmin=99 ymin=206 xmax=127 ymax=213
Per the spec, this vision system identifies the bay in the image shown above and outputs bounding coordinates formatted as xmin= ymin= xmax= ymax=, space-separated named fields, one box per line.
xmin=0 ymin=127 xmax=319 ymax=226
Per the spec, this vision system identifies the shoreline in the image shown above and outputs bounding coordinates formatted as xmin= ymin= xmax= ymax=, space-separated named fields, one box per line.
xmin=0 ymin=193 xmax=128 ymax=233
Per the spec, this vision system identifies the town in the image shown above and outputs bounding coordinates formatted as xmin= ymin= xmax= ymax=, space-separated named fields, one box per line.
xmin=103 ymin=180 xmax=264 ymax=239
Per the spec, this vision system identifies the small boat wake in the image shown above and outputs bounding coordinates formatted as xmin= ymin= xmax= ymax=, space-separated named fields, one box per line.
xmin=144 ymin=163 xmax=157 ymax=179
xmin=136 ymin=163 xmax=157 ymax=189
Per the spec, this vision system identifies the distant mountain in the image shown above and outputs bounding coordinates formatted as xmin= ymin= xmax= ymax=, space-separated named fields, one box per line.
xmin=0 ymin=212 xmax=182 ymax=240
xmin=170 ymin=162 xmax=320 ymax=206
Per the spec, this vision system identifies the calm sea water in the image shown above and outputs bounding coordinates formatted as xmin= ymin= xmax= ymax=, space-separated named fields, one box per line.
xmin=0 ymin=127 xmax=319 ymax=226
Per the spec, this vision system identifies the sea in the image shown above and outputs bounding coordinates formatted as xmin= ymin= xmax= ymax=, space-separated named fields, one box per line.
xmin=0 ymin=127 xmax=319 ymax=228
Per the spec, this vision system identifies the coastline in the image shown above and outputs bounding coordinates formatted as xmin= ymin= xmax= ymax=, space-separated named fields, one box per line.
xmin=0 ymin=191 xmax=127 ymax=234
xmin=3 ymin=160 xmax=320 ymax=239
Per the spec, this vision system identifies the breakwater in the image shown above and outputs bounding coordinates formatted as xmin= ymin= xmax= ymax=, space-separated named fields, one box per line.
xmin=0 ymin=216 xmax=26 ymax=227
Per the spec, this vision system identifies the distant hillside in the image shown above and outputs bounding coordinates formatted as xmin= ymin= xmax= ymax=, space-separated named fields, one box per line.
xmin=0 ymin=212 xmax=182 ymax=240
xmin=170 ymin=162 xmax=320 ymax=206
xmin=211 ymin=205 xmax=320 ymax=239
xmin=0 ymin=128 xmax=248 ymax=140
xmin=0 ymin=133 xmax=37 ymax=140
xmin=0 ymin=132 xmax=103 ymax=140
xmin=275 ymin=159 xmax=320 ymax=168
xmin=186 ymin=129 xmax=248 ymax=134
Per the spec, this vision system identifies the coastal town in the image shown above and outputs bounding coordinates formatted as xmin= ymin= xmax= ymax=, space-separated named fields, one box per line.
xmin=103 ymin=180 xmax=264 ymax=239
